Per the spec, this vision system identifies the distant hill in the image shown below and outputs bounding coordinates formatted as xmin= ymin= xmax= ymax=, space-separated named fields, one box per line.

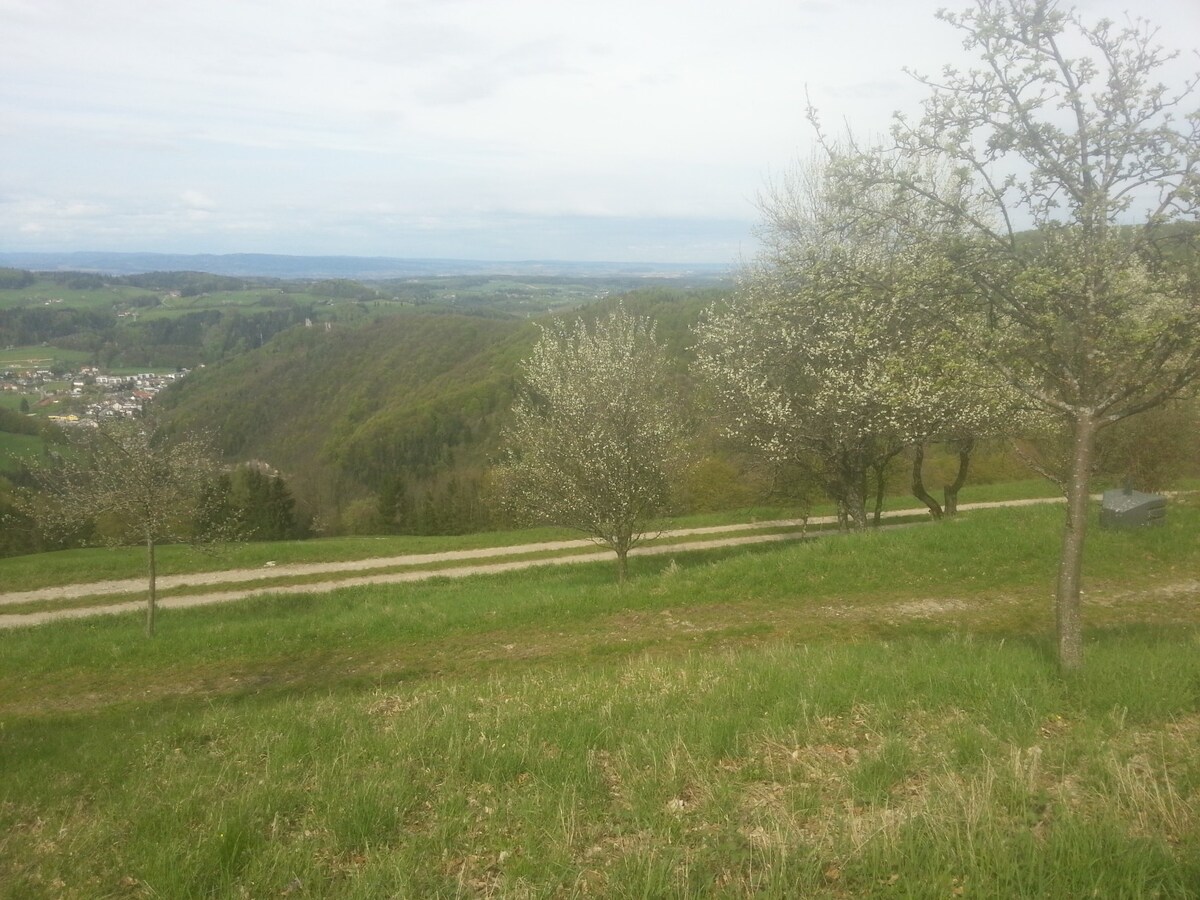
xmin=0 ymin=252 xmax=733 ymax=282
xmin=153 ymin=289 xmax=719 ymax=535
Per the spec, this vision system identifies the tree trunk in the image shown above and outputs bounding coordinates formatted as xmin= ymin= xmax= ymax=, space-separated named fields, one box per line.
xmin=943 ymin=438 xmax=975 ymax=517
xmin=839 ymin=454 xmax=868 ymax=531
xmin=145 ymin=534 xmax=157 ymax=638
xmin=615 ymin=547 xmax=628 ymax=586
xmin=911 ymin=443 xmax=944 ymax=519
xmin=845 ymin=488 xmax=867 ymax=531
xmin=1056 ymin=413 xmax=1096 ymax=671
xmin=871 ymin=462 xmax=887 ymax=527
xmin=827 ymin=452 xmax=868 ymax=532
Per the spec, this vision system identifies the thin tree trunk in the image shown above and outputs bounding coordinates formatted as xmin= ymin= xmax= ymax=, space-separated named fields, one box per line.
xmin=911 ymin=443 xmax=944 ymax=519
xmin=832 ymin=469 xmax=866 ymax=531
xmin=616 ymin=547 xmax=628 ymax=586
xmin=146 ymin=534 xmax=157 ymax=638
xmin=943 ymin=438 xmax=975 ymax=517
xmin=1056 ymin=413 xmax=1096 ymax=671
xmin=871 ymin=462 xmax=887 ymax=527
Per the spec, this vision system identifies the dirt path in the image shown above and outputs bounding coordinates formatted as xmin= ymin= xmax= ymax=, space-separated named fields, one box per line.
xmin=0 ymin=497 xmax=1069 ymax=629
xmin=0 ymin=520 xmax=813 ymax=607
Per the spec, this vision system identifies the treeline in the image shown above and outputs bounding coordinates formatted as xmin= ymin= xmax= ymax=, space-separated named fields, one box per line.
xmin=0 ymin=268 xmax=35 ymax=289
xmin=0 ymin=304 xmax=316 ymax=368
xmin=0 ymin=307 xmax=114 ymax=347
xmin=0 ymin=461 xmax=307 ymax=559
xmin=0 ymin=406 xmax=43 ymax=437
xmin=0 ymin=267 xmax=389 ymax=299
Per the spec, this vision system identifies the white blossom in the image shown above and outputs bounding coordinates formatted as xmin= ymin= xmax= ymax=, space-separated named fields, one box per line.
xmin=494 ymin=304 xmax=686 ymax=581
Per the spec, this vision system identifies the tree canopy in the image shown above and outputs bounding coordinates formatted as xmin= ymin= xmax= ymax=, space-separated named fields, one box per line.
xmin=695 ymin=154 xmax=1018 ymax=529
xmin=493 ymin=304 xmax=687 ymax=581
xmin=815 ymin=0 xmax=1200 ymax=668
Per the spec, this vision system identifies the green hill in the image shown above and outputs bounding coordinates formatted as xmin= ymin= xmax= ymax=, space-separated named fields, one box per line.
xmin=154 ymin=288 xmax=725 ymax=535
xmin=155 ymin=310 xmax=536 ymax=533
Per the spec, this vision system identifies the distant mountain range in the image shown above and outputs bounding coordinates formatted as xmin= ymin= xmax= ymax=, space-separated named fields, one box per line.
xmin=0 ymin=251 xmax=734 ymax=281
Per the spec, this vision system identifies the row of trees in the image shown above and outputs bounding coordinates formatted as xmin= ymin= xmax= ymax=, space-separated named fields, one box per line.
xmin=495 ymin=0 xmax=1200 ymax=670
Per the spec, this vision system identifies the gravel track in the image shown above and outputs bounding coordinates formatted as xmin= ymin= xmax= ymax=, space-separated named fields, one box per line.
xmin=0 ymin=498 xmax=1071 ymax=629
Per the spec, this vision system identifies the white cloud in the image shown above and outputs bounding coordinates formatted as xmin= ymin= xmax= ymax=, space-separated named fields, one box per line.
xmin=2 ymin=0 xmax=1197 ymax=261
xmin=180 ymin=190 xmax=215 ymax=211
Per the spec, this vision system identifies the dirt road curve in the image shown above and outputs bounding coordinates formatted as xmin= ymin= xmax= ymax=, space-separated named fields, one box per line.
xmin=0 ymin=498 xmax=1067 ymax=629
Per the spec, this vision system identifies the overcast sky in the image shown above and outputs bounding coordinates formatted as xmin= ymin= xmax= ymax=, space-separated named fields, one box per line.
xmin=2 ymin=0 xmax=1197 ymax=264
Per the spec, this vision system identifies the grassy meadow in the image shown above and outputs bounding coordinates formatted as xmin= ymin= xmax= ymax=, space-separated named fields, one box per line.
xmin=1 ymin=500 xmax=1199 ymax=897
xmin=0 ymin=431 xmax=42 ymax=475
xmin=0 ymin=346 xmax=93 ymax=369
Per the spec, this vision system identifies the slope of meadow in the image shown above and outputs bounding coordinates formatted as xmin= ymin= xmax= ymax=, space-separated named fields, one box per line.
xmin=2 ymin=501 xmax=1198 ymax=897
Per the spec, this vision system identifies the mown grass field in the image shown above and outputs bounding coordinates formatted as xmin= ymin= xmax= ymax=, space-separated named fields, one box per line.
xmin=2 ymin=499 xmax=1199 ymax=897
xmin=0 ymin=395 xmax=34 ymax=412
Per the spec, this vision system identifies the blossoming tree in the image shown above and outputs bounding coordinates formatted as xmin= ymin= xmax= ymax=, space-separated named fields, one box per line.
xmin=694 ymin=156 xmax=1015 ymax=530
xmin=494 ymin=305 xmax=686 ymax=583
xmin=21 ymin=418 xmax=231 ymax=636
xmin=820 ymin=0 xmax=1200 ymax=668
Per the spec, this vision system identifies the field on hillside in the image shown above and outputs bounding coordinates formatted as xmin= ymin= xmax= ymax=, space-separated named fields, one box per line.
xmin=2 ymin=502 xmax=1199 ymax=897
xmin=0 ymin=283 xmax=145 ymax=312
xmin=0 ymin=346 xmax=92 ymax=369
xmin=0 ymin=431 xmax=42 ymax=473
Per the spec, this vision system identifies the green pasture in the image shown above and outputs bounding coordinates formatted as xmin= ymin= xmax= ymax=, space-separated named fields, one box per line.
xmin=0 ymin=282 xmax=149 ymax=312
xmin=1 ymin=501 xmax=1198 ymax=897
xmin=0 ymin=346 xmax=92 ymax=369
xmin=0 ymin=431 xmax=41 ymax=472
xmin=0 ymin=394 xmax=38 ymax=412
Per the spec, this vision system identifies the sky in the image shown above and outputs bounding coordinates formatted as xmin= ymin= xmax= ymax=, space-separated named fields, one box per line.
xmin=2 ymin=0 xmax=1198 ymax=265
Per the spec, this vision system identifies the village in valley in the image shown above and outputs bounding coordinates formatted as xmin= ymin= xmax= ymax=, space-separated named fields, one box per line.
xmin=0 ymin=363 xmax=189 ymax=425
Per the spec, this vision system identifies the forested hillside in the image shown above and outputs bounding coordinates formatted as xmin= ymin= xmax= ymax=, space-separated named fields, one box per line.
xmin=5 ymin=258 xmax=1192 ymax=547
xmin=0 ymin=262 xmax=731 ymax=543
xmin=154 ymin=288 xmax=724 ymax=535
xmin=153 ymin=311 xmax=524 ymax=532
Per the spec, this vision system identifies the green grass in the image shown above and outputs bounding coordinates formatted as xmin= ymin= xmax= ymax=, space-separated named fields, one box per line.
xmin=0 ymin=394 xmax=35 ymax=411
xmin=0 ymin=430 xmax=42 ymax=471
xmin=0 ymin=345 xmax=93 ymax=368
xmin=0 ymin=283 xmax=138 ymax=312
xmin=2 ymin=503 xmax=1199 ymax=897
xmin=5 ymin=635 xmax=1200 ymax=899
